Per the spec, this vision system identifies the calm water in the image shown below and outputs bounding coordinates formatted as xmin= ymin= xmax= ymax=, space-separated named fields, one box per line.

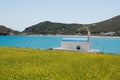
xmin=0 ymin=36 xmax=120 ymax=54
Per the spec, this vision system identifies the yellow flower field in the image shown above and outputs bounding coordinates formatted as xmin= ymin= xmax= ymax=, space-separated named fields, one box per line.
xmin=0 ymin=47 xmax=120 ymax=80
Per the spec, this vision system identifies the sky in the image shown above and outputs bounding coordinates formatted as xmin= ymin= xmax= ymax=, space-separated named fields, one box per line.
xmin=0 ymin=0 xmax=120 ymax=31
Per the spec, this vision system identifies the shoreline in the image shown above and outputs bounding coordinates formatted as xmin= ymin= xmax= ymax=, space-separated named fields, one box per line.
xmin=0 ymin=34 xmax=120 ymax=38
xmin=18 ymin=35 xmax=120 ymax=38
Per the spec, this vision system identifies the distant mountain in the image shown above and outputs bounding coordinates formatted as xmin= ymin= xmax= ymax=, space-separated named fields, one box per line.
xmin=0 ymin=25 xmax=20 ymax=35
xmin=23 ymin=21 xmax=83 ymax=35
xmin=23 ymin=15 xmax=120 ymax=36
xmin=89 ymin=15 xmax=120 ymax=35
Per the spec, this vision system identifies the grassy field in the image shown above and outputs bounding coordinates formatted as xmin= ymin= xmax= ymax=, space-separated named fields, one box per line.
xmin=0 ymin=47 xmax=120 ymax=80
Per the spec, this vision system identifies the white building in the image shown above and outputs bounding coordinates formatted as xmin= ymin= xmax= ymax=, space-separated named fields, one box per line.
xmin=61 ymin=31 xmax=91 ymax=52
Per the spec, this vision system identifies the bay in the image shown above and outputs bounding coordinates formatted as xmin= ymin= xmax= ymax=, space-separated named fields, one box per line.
xmin=0 ymin=36 xmax=120 ymax=54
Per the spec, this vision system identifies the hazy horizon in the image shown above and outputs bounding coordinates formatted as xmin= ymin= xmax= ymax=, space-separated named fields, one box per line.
xmin=0 ymin=0 xmax=120 ymax=31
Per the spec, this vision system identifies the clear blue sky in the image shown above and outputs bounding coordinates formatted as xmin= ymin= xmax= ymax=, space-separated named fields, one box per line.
xmin=0 ymin=0 xmax=120 ymax=31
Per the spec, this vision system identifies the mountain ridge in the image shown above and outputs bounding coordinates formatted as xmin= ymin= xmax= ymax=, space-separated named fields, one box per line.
xmin=0 ymin=15 xmax=120 ymax=36
xmin=89 ymin=15 xmax=120 ymax=35
xmin=23 ymin=15 xmax=120 ymax=36
xmin=0 ymin=25 xmax=20 ymax=35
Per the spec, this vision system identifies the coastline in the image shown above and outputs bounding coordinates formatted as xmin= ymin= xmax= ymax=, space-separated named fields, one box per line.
xmin=91 ymin=35 xmax=120 ymax=38
xmin=0 ymin=34 xmax=120 ymax=38
xmin=23 ymin=35 xmax=120 ymax=38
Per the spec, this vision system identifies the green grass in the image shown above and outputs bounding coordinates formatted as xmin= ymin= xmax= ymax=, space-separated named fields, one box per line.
xmin=0 ymin=47 xmax=120 ymax=80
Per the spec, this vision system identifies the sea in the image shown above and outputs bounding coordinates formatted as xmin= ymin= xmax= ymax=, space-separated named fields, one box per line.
xmin=0 ymin=36 xmax=120 ymax=54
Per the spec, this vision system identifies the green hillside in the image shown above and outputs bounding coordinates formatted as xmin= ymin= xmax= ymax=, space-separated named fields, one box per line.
xmin=0 ymin=15 xmax=120 ymax=36
xmin=0 ymin=47 xmax=120 ymax=80
xmin=0 ymin=25 xmax=20 ymax=35
xmin=23 ymin=21 xmax=83 ymax=35
xmin=89 ymin=15 xmax=120 ymax=35
xmin=23 ymin=15 xmax=120 ymax=36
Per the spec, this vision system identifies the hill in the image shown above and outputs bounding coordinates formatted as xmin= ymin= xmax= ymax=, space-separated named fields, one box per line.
xmin=89 ymin=15 xmax=120 ymax=35
xmin=0 ymin=25 xmax=20 ymax=35
xmin=23 ymin=15 xmax=120 ymax=36
xmin=0 ymin=47 xmax=120 ymax=80
xmin=23 ymin=21 xmax=83 ymax=35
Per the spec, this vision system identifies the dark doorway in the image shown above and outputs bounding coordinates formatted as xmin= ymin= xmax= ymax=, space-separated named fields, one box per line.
xmin=76 ymin=45 xmax=81 ymax=50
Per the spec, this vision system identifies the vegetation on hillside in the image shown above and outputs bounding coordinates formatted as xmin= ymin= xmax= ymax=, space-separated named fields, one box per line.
xmin=0 ymin=25 xmax=20 ymax=35
xmin=0 ymin=47 xmax=120 ymax=80
xmin=23 ymin=15 xmax=120 ymax=36
xmin=0 ymin=15 xmax=120 ymax=36
xmin=89 ymin=15 xmax=120 ymax=35
xmin=23 ymin=21 xmax=83 ymax=35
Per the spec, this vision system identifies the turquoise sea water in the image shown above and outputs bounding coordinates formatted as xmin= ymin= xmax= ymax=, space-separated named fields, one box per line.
xmin=0 ymin=36 xmax=120 ymax=54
